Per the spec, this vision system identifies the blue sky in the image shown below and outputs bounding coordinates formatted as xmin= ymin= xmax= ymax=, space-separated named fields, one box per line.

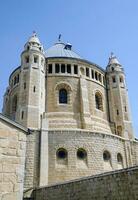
xmin=0 ymin=0 xmax=138 ymax=137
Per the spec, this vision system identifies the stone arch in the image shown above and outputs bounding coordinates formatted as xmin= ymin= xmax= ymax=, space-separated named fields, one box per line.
xmin=103 ymin=150 xmax=112 ymax=171
xmin=117 ymin=153 xmax=123 ymax=169
xmin=55 ymin=82 xmax=72 ymax=105
xmin=56 ymin=147 xmax=68 ymax=166
xmin=95 ymin=91 xmax=103 ymax=111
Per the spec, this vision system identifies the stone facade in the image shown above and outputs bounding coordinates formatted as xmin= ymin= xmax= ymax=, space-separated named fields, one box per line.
xmin=0 ymin=114 xmax=27 ymax=200
xmin=1 ymin=33 xmax=138 ymax=198
xmin=32 ymin=166 xmax=138 ymax=200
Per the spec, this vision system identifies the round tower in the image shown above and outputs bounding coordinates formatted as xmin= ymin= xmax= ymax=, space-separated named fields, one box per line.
xmin=106 ymin=53 xmax=134 ymax=139
xmin=17 ymin=32 xmax=46 ymax=128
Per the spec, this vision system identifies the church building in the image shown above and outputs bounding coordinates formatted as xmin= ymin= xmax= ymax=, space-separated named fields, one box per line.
xmin=1 ymin=33 xmax=138 ymax=196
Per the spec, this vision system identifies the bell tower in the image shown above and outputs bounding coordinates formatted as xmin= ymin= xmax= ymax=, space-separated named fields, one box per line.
xmin=17 ymin=32 xmax=46 ymax=129
xmin=106 ymin=53 xmax=134 ymax=139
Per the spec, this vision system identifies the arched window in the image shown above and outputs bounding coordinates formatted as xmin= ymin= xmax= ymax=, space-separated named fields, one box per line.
xmin=103 ymin=151 xmax=111 ymax=161
xmin=56 ymin=148 xmax=68 ymax=166
xmin=77 ymin=148 xmax=87 ymax=160
xmin=12 ymin=95 xmax=18 ymax=112
xmin=117 ymin=153 xmax=123 ymax=169
xmin=103 ymin=150 xmax=112 ymax=171
xmin=56 ymin=148 xmax=67 ymax=159
xmin=59 ymin=89 xmax=67 ymax=104
xmin=95 ymin=92 xmax=103 ymax=111
xmin=117 ymin=126 xmax=122 ymax=136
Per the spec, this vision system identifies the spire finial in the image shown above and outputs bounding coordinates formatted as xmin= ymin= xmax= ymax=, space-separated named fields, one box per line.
xmin=32 ymin=31 xmax=37 ymax=37
xmin=111 ymin=52 xmax=114 ymax=58
xmin=58 ymin=34 xmax=61 ymax=41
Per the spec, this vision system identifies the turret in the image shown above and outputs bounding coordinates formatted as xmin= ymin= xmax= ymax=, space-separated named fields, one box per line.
xmin=106 ymin=53 xmax=134 ymax=139
xmin=17 ymin=32 xmax=46 ymax=128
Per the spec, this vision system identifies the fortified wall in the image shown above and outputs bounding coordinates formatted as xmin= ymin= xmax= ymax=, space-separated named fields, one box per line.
xmin=32 ymin=166 xmax=138 ymax=200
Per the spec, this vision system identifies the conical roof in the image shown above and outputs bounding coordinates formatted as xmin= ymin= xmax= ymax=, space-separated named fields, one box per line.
xmin=108 ymin=53 xmax=121 ymax=65
xmin=28 ymin=32 xmax=41 ymax=44
xmin=45 ymin=42 xmax=81 ymax=59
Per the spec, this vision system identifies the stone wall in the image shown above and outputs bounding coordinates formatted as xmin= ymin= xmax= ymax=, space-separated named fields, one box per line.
xmin=47 ymin=130 xmax=138 ymax=185
xmin=33 ymin=166 xmax=138 ymax=200
xmin=0 ymin=115 xmax=27 ymax=200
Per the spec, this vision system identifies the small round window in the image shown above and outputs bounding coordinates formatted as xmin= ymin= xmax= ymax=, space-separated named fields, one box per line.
xmin=103 ymin=151 xmax=111 ymax=161
xmin=77 ymin=148 xmax=87 ymax=159
xmin=56 ymin=148 xmax=67 ymax=159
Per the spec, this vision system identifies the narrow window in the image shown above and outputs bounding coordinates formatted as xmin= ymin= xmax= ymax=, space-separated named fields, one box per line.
xmin=61 ymin=64 xmax=65 ymax=73
xmin=17 ymin=74 xmax=19 ymax=83
xmin=12 ymin=95 xmax=18 ymax=112
xmin=95 ymin=72 xmax=98 ymax=80
xmin=112 ymin=76 xmax=116 ymax=83
xmin=99 ymin=74 xmax=102 ymax=82
xmin=59 ymin=89 xmax=67 ymax=104
xmin=112 ymin=67 xmax=114 ymax=71
xmin=103 ymin=76 xmax=105 ymax=85
xmin=27 ymin=46 xmax=30 ymax=50
xmin=86 ymin=68 xmax=89 ymax=77
xmin=24 ymin=82 xmax=26 ymax=89
xmin=67 ymin=64 xmax=71 ymax=73
xmin=95 ymin=92 xmax=103 ymax=111
xmin=125 ymin=106 xmax=127 ymax=112
xmin=91 ymin=70 xmax=94 ymax=79
xmin=25 ymin=56 xmax=29 ymax=63
xmin=33 ymin=86 xmax=36 ymax=92
xmin=120 ymin=76 xmax=123 ymax=83
xmin=34 ymin=56 xmax=38 ymax=63
xmin=117 ymin=109 xmax=119 ymax=115
xmin=21 ymin=111 xmax=24 ymax=119
xmin=14 ymin=77 xmax=17 ymax=85
xmin=117 ymin=126 xmax=122 ymax=136
xmin=74 ymin=65 xmax=78 ymax=74
xmin=55 ymin=63 xmax=60 ymax=73
xmin=48 ymin=64 xmax=52 ymax=73
xmin=41 ymin=58 xmax=44 ymax=65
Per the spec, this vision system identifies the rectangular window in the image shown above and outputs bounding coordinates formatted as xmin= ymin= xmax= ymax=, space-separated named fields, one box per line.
xmin=95 ymin=72 xmax=98 ymax=80
xmin=25 ymin=56 xmax=29 ymax=63
xmin=21 ymin=111 xmax=24 ymax=119
xmin=48 ymin=64 xmax=52 ymax=73
xmin=74 ymin=65 xmax=78 ymax=74
xmin=86 ymin=68 xmax=89 ymax=77
xmin=34 ymin=56 xmax=38 ymax=63
xmin=125 ymin=106 xmax=127 ymax=112
xmin=24 ymin=82 xmax=26 ymax=89
xmin=61 ymin=64 xmax=65 ymax=73
xmin=33 ymin=86 xmax=36 ymax=92
xmin=55 ymin=63 xmax=60 ymax=73
xmin=112 ymin=76 xmax=116 ymax=83
xmin=117 ymin=109 xmax=119 ymax=115
xmin=99 ymin=74 xmax=102 ymax=82
xmin=67 ymin=64 xmax=71 ymax=73
xmin=91 ymin=70 xmax=94 ymax=79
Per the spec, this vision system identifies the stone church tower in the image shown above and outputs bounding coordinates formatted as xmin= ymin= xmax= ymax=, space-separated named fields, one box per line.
xmin=2 ymin=33 xmax=138 ymax=191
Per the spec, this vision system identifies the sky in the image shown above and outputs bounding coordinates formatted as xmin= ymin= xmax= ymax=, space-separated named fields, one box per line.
xmin=0 ymin=0 xmax=138 ymax=137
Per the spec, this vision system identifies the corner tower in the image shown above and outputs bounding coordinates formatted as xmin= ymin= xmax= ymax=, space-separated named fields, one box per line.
xmin=106 ymin=53 xmax=134 ymax=139
xmin=17 ymin=33 xmax=46 ymax=129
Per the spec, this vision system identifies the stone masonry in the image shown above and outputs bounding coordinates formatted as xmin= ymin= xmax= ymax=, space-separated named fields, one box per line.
xmin=0 ymin=114 xmax=27 ymax=200
xmin=33 ymin=166 xmax=138 ymax=200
